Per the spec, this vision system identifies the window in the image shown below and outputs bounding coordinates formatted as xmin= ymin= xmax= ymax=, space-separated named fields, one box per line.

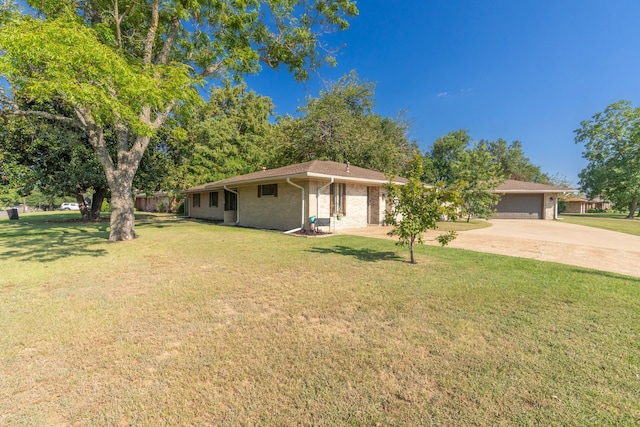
xmin=330 ymin=183 xmax=346 ymax=216
xmin=258 ymin=184 xmax=278 ymax=197
xmin=209 ymin=191 xmax=219 ymax=207
xmin=193 ymin=193 xmax=200 ymax=208
xmin=224 ymin=189 xmax=237 ymax=211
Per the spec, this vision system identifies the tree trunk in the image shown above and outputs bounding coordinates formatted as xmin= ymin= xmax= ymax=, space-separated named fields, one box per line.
xmin=169 ymin=196 xmax=179 ymax=213
xmin=76 ymin=190 xmax=92 ymax=221
xmin=75 ymin=187 xmax=108 ymax=221
xmin=91 ymin=187 xmax=107 ymax=220
xmin=409 ymin=238 xmax=416 ymax=264
xmin=108 ymin=171 xmax=137 ymax=241
xmin=628 ymin=197 xmax=638 ymax=219
xmin=79 ymin=107 xmax=160 ymax=241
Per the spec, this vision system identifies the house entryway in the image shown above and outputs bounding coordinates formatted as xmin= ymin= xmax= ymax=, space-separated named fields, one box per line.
xmin=367 ymin=187 xmax=381 ymax=225
xmin=223 ymin=189 xmax=238 ymax=223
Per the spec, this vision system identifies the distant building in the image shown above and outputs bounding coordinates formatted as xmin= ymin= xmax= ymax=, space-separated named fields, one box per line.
xmin=563 ymin=196 xmax=611 ymax=214
xmin=492 ymin=180 xmax=574 ymax=219
xmin=134 ymin=192 xmax=171 ymax=212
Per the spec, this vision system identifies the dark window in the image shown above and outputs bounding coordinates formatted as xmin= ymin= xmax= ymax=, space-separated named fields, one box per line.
xmin=193 ymin=193 xmax=200 ymax=208
xmin=209 ymin=191 xmax=219 ymax=207
xmin=330 ymin=183 xmax=346 ymax=216
xmin=224 ymin=189 xmax=237 ymax=211
xmin=258 ymin=184 xmax=278 ymax=197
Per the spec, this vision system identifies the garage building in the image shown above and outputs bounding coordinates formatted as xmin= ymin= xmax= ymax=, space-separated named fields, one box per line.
xmin=492 ymin=180 xmax=573 ymax=220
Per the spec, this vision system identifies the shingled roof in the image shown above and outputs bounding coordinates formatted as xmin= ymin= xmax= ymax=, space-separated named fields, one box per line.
xmin=184 ymin=160 xmax=407 ymax=193
xmin=494 ymin=179 xmax=574 ymax=193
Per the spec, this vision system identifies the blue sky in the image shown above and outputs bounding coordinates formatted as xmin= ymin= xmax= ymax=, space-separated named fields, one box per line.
xmin=245 ymin=0 xmax=640 ymax=185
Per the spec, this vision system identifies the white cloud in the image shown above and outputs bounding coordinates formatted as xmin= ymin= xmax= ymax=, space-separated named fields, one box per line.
xmin=437 ymin=89 xmax=474 ymax=98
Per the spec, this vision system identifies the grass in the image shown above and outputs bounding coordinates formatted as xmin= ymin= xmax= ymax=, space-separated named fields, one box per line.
xmin=1 ymin=212 xmax=639 ymax=425
xmin=560 ymin=212 xmax=640 ymax=236
xmin=438 ymin=218 xmax=493 ymax=232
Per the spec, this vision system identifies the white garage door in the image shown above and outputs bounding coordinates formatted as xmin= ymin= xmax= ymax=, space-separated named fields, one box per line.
xmin=493 ymin=194 xmax=543 ymax=219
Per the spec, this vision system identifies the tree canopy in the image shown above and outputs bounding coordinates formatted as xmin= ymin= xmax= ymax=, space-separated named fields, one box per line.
xmin=422 ymin=130 xmax=470 ymax=184
xmin=0 ymin=0 xmax=358 ymax=240
xmin=0 ymin=113 xmax=108 ymax=217
xmin=181 ymin=83 xmax=274 ymax=186
xmin=0 ymin=94 xmax=112 ymax=218
xmin=575 ymin=100 xmax=640 ymax=218
xmin=422 ymin=130 xmax=503 ymax=221
xmin=483 ymin=139 xmax=549 ymax=183
xmin=269 ymin=71 xmax=418 ymax=174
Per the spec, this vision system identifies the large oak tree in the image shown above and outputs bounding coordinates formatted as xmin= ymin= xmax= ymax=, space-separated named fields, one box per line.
xmin=0 ymin=0 xmax=357 ymax=240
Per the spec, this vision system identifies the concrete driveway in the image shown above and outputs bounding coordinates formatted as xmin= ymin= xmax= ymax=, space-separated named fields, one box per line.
xmin=341 ymin=220 xmax=640 ymax=278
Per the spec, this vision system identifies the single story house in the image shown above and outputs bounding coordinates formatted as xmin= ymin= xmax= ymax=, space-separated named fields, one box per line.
xmin=183 ymin=160 xmax=407 ymax=232
xmin=588 ymin=197 xmax=612 ymax=211
xmin=562 ymin=196 xmax=611 ymax=214
xmin=492 ymin=180 xmax=574 ymax=219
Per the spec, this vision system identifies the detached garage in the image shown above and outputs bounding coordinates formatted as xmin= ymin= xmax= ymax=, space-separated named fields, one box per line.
xmin=492 ymin=180 xmax=573 ymax=220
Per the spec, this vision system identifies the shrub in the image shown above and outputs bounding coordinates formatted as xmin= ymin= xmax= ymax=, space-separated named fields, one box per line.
xmin=587 ymin=207 xmax=604 ymax=213
xmin=175 ymin=199 xmax=185 ymax=215
xmin=558 ymin=200 xmax=566 ymax=213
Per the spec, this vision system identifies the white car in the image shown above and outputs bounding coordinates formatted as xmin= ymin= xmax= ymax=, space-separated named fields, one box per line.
xmin=60 ymin=202 xmax=80 ymax=211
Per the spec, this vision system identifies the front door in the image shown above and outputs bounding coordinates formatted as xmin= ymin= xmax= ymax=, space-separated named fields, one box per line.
xmin=367 ymin=187 xmax=381 ymax=225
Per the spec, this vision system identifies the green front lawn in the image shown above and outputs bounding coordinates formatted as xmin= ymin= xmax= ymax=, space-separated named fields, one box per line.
xmin=1 ymin=212 xmax=638 ymax=425
xmin=560 ymin=212 xmax=640 ymax=236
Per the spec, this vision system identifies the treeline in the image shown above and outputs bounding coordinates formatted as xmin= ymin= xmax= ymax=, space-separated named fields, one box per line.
xmin=1 ymin=71 xmax=554 ymax=213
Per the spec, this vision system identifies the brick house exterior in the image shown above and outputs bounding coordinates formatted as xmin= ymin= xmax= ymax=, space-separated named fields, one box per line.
xmin=182 ymin=161 xmax=407 ymax=232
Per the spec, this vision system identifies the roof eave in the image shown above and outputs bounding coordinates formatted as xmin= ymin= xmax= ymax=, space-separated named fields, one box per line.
xmin=182 ymin=172 xmax=404 ymax=193
xmin=305 ymin=172 xmax=402 ymax=185
xmin=494 ymin=189 xmax=575 ymax=194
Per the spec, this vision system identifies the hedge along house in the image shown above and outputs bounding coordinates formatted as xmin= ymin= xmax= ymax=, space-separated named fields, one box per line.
xmin=492 ymin=180 xmax=574 ymax=220
xmin=183 ymin=160 xmax=408 ymax=232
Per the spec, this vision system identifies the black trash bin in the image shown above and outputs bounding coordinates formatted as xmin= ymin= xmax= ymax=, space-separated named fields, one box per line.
xmin=7 ymin=208 xmax=19 ymax=220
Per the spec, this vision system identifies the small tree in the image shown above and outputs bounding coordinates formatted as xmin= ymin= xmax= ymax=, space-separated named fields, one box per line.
xmin=423 ymin=132 xmax=504 ymax=222
xmin=453 ymin=142 xmax=503 ymax=221
xmin=385 ymin=155 xmax=462 ymax=264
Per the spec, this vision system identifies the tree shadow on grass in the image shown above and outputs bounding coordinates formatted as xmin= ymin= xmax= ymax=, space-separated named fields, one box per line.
xmin=307 ymin=245 xmax=403 ymax=263
xmin=135 ymin=215 xmax=192 ymax=229
xmin=0 ymin=220 xmax=109 ymax=263
xmin=565 ymin=267 xmax=640 ymax=283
